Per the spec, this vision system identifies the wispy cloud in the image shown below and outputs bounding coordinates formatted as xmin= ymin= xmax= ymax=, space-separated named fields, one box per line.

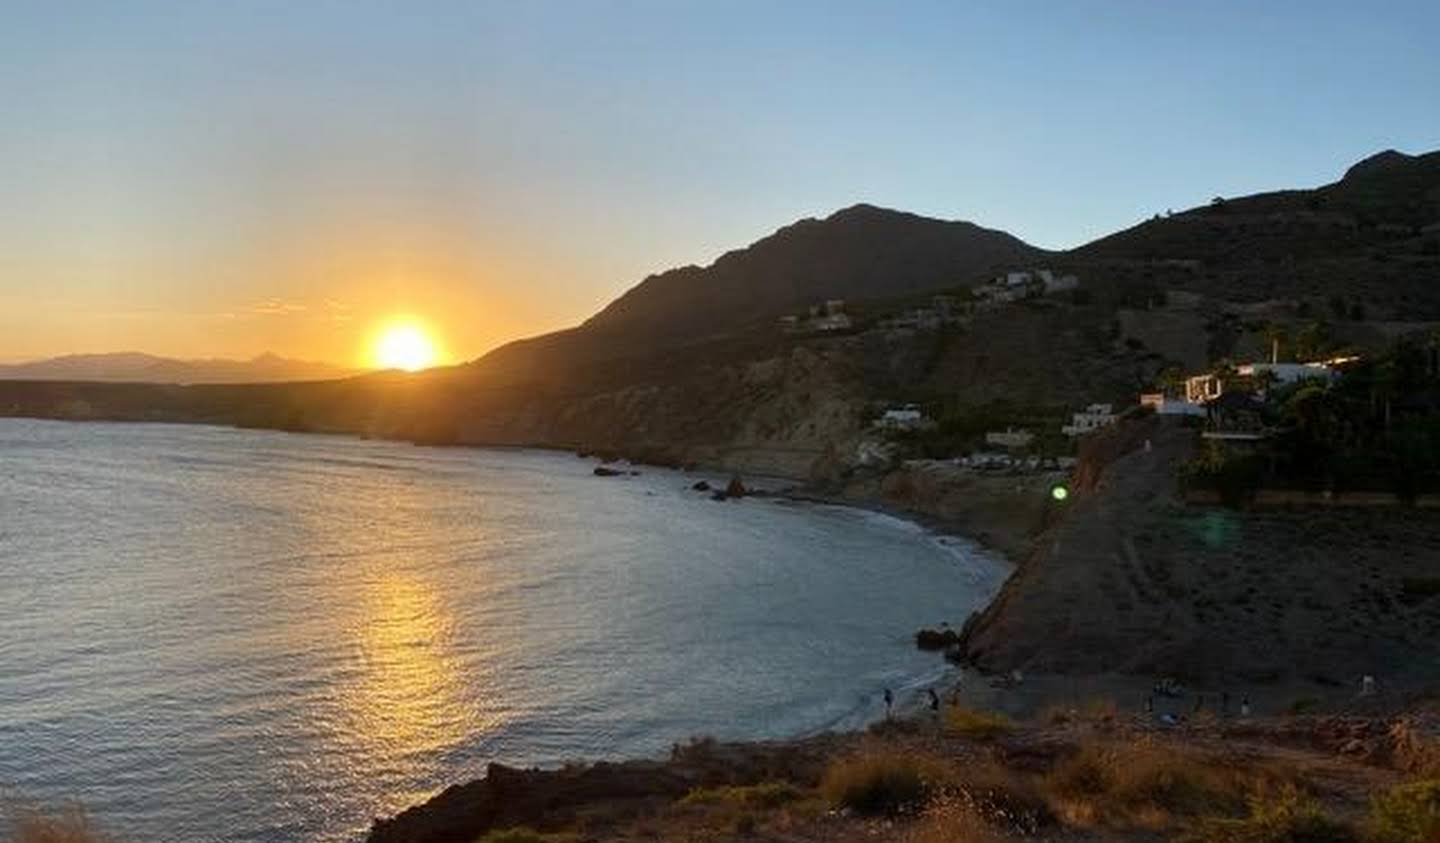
xmin=323 ymin=299 xmax=353 ymax=323
xmin=248 ymin=298 xmax=310 ymax=316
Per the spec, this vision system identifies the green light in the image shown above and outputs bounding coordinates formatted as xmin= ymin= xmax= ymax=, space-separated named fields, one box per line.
xmin=1051 ymin=485 xmax=1069 ymax=502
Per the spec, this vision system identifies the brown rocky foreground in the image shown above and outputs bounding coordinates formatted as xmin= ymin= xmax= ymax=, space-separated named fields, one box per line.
xmin=365 ymin=696 xmax=1440 ymax=843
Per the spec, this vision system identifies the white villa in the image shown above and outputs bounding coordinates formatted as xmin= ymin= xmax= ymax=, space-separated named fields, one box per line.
xmin=1062 ymin=403 xmax=1118 ymax=437
xmin=1184 ymin=361 xmax=1339 ymax=405
xmin=875 ymin=404 xmax=929 ymax=431
xmin=973 ymin=269 xmax=1079 ymax=306
xmin=984 ymin=427 xmax=1035 ymax=450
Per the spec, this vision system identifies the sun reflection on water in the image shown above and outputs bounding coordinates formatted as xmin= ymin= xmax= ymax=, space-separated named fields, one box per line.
xmin=342 ymin=571 xmax=477 ymax=760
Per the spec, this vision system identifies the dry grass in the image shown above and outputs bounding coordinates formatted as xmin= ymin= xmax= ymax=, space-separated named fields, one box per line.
xmin=1172 ymin=785 xmax=1356 ymax=842
xmin=679 ymin=781 xmax=806 ymax=810
xmin=903 ymin=797 xmax=1020 ymax=843
xmin=948 ymin=760 xmax=1052 ymax=835
xmin=2 ymin=801 xmax=114 ymax=843
xmin=1366 ymin=779 xmax=1440 ymax=843
xmin=943 ymin=706 xmax=1015 ymax=740
xmin=820 ymin=750 xmax=955 ymax=816
xmin=1041 ymin=739 xmax=1287 ymax=830
xmin=1388 ymin=719 xmax=1440 ymax=778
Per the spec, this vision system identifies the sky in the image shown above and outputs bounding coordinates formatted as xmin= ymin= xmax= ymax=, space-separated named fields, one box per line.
xmin=1 ymin=1 xmax=1437 ymax=366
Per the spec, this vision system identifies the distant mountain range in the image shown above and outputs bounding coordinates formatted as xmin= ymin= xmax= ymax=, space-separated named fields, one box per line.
xmin=0 ymin=352 xmax=360 ymax=384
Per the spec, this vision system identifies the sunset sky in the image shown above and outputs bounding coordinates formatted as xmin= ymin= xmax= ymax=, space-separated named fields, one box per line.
xmin=3 ymin=0 xmax=1437 ymax=366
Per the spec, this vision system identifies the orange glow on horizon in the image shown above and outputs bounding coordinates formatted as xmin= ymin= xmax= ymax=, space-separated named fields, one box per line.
xmin=369 ymin=318 xmax=443 ymax=371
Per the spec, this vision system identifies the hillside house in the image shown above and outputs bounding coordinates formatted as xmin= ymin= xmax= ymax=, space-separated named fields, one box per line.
xmin=1062 ymin=403 xmax=1117 ymax=437
xmin=1184 ymin=361 xmax=1337 ymax=404
xmin=1140 ymin=392 xmax=1206 ymax=416
xmin=782 ymin=299 xmax=852 ymax=333
xmin=973 ymin=269 xmax=1079 ymax=307
xmin=1043 ymin=272 xmax=1079 ymax=294
xmin=984 ymin=427 xmax=1035 ymax=450
xmin=875 ymin=404 xmax=929 ymax=431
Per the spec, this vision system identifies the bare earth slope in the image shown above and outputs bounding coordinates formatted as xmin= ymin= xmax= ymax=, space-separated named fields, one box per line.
xmin=960 ymin=416 xmax=1440 ymax=683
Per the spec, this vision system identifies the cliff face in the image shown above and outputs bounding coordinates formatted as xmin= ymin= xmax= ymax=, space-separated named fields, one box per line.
xmin=457 ymin=342 xmax=870 ymax=479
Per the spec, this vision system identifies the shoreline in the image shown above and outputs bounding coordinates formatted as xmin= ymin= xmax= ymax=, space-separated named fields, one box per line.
xmin=364 ymin=676 xmax=1440 ymax=843
xmin=2 ymin=415 xmax=1029 ymax=840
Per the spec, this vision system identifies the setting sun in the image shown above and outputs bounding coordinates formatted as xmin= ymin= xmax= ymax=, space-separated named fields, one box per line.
xmin=372 ymin=321 xmax=441 ymax=371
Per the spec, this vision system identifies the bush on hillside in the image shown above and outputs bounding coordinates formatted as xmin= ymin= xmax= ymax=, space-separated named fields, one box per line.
xmin=943 ymin=706 xmax=1015 ymax=740
xmin=1367 ymin=779 xmax=1440 ymax=843
xmin=1043 ymin=741 xmax=1281 ymax=829
xmin=1173 ymin=787 xmax=1356 ymax=842
xmin=680 ymin=781 xmax=805 ymax=810
xmin=821 ymin=751 xmax=953 ymax=816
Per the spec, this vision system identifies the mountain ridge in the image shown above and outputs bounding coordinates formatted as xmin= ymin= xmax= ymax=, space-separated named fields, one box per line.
xmin=580 ymin=202 xmax=1046 ymax=338
xmin=0 ymin=351 xmax=361 ymax=385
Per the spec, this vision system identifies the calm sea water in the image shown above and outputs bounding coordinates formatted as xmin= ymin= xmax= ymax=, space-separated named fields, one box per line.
xmin=0 ymin=419 xmax=1009 ymax=842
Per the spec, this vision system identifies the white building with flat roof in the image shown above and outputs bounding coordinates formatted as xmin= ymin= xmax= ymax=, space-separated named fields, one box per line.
xmin=875 ymin=404 xmax=928 ymax=431
xmin=1185 ymin=361 xmax=1338 ymax=404
xmin=984 ymin=427 xmax=1035 ymax=450
xmin=1140 ymin=393 xmax=1207 ymax=416
xmin=1062 ymin=403 xmax=1117 ymax=437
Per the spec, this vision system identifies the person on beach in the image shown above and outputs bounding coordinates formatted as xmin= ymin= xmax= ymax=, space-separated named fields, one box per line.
xmin=928 ymin=688 xmax=940 ymax=714
xmin=883 ymin=688 xmax=893 ymax=718
xmin=1240 ymin=696 xmax=1251 ymax=718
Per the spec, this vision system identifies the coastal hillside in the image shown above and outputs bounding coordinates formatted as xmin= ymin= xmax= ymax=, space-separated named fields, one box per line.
xmin=584 ymin=203 xmax=1044 ymax=339
xmin=2 ymin=149 xmax=1438 ymax=485
xmin=1070 ymin=148 xmax=1440 ymax=316
xmin=468 ymin=203 xmax=1044 ymax=386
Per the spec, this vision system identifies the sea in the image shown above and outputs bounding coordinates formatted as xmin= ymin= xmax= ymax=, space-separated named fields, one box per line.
xmin=0 ymin=419 xmax=1010 ymax=842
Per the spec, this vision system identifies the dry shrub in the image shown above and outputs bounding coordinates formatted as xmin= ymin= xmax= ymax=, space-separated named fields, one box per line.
xmin=1173 ymin=785 xmax=1356 ymax=842
xmin=949 ymin=761 xmax=1052 ymax=835
xmin=820 ymin=750 xmax=954 ymax=816
xmin=1367 ymin=779 xmax=1440 ymax=843
xmin=943 ymin=706 xmax=1015 ymax=740
xmin=1042 ymin=740 xmax=1280 ymax=829
xmin=1389 ymin=719 xmax=1440 ymax=778
xmin=904 ymin=797 xmax=1018 ymax=843
xmin=3 ymin=801 xmax=114 ymax=843
xmin=679 ymin=781 xmax=805 ymax=810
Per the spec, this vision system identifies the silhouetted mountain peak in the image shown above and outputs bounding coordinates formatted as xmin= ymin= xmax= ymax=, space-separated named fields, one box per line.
xmin=1343 ymin=148 xmax=1414 ymax=181
xmin=579 ymin=205 xmax=1042 ymax=339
